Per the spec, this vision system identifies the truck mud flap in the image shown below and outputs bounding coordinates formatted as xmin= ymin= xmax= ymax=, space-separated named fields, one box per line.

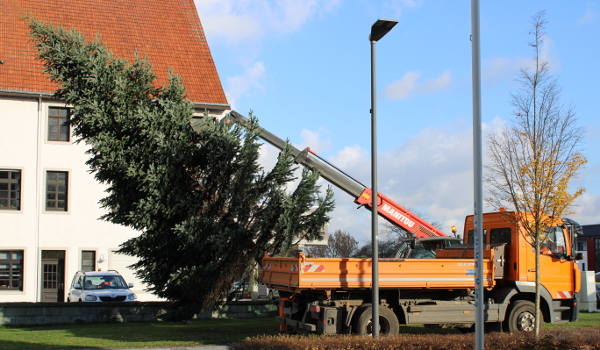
xmin=275 ymin=316 xmax=317 ymax=332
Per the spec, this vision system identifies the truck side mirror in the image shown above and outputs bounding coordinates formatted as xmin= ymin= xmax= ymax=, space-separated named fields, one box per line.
xmin=568 ymin=252 xmax=584 ymax=261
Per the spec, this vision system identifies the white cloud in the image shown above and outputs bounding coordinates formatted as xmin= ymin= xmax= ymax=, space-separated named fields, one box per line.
xmin=296 ymin=129 xmax=331 ymax=153
xmin=482 ymin=57 xmax=517 ymax=87
xmin=324 ymin=121 xmax=475 ymax=241
xmin=540 ymin=36 xmax=561 ymax=71
xmin=195 ymin=0 xmax=263 ymax=46
xmin=569 ymin=159 xmax=600 ymax=225
xmin=196 ymin=0 xmax=341 ymax=105
xmin=225 ymin=61 xmax=267 ymax=108
xmin=570 ymin=193 xmax=600 ymax=225
xmin=259 ymin=115 xmax=598 ymax=243
xmin=382 ymin=71 xmax=421 ymax=100
xmin=483 ymin=33 xmax=561 ymax=87
xmin=482 ymin=116 xmax=507 ymax=135
xmin=382 ymin=70 xmax=451 ymax=100
xmin=257 ymin=141 xmax=281 ymax=172
xmin=578 ymin=2 xmax=598 ymax=25
xmin=329 ymin=145 xmax=369 ymax=172
xmin=272 ymin=0 xmax=340 ymax=33
xmin=383 ymin=0 xmax=424 ymax=18
xmin=195 ymin=0 xmax=340 ymax=46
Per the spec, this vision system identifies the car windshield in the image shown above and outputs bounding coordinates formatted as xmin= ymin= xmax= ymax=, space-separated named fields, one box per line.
xmin=83 ymin=275 xmax=128 ymax=290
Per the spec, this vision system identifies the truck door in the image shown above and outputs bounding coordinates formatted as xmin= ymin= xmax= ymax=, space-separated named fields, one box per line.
xmin=537 ymin=227 xmax=576 ymax=299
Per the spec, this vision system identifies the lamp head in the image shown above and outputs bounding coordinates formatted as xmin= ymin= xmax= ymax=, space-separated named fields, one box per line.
xmin=370 ymin=18 xmax=398 ymax=42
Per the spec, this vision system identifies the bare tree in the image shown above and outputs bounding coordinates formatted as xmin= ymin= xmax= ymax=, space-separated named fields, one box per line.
xmin=485 ymin=11 xmax=586 ymax=337
xmin=305 ymin=230 xmax=358 ymax=257
xmin=352 ymin=239 xmax=400 ymax=258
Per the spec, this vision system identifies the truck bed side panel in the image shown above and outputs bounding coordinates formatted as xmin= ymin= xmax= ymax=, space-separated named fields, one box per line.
xmin=262 ymin=254 xmax=496 ymax=291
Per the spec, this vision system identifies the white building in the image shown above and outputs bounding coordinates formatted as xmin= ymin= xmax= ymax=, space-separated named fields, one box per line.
xmin=0 ymin=0 xmax=229 ymax=302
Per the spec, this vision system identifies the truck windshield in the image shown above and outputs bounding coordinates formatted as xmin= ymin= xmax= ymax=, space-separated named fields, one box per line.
xmin=542 ymin=226 xmax=566 ymax=254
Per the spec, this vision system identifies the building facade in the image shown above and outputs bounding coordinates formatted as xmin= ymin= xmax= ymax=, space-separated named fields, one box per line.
xmin=0 ymin=0 xmax=229 ymax=302
xmin=578 ymin=224 xmax=600 ymax=272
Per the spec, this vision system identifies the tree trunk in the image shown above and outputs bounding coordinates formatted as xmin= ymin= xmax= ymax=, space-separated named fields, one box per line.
xmin=534 ymin=235 xmax=541 ymax=340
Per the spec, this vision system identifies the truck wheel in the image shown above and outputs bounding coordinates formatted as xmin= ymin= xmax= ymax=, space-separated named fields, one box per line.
xmin=353 ymin=304 xmax=399 ymax=336
xmin=504 ymin=300 xmax=540 ymax=333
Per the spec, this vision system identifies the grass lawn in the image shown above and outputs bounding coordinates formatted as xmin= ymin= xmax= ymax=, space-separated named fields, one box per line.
xmin=0 ymin=318 xmax=279 ymax=350
xmin=0 ymin=312 xmax=598 ymax=350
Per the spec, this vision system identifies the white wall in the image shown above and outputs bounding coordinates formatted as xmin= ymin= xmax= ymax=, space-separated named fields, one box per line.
xmin=580 ymin=271 xmax=599 ymax=312
xmin=0 ymin=95 xmax=154 ymax=302
xmin=1 ymin=95 xmax=226 ymax=303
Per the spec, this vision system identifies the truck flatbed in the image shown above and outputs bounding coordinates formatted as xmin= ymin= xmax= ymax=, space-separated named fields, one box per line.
xmin=262 ymin=247 xmax=502 ymax=292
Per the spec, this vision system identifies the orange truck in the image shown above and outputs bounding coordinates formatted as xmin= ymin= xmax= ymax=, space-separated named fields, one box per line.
xmin=222 ymin=111 xmax=583 ymax=334
xmin=262 ymin=211 xmax=583 ymax=334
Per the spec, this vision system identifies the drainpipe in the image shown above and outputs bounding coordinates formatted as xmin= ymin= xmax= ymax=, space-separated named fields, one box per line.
xmin=34 ymin=95 xmax=43 ymax=302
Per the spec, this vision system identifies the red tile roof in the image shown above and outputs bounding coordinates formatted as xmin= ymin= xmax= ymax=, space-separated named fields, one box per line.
xmin=0 ymin=0 xmax=228 ymax=107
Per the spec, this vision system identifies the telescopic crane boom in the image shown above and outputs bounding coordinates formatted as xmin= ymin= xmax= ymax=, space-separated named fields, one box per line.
xmin=224 ymin=111 xmax=448 ymax=238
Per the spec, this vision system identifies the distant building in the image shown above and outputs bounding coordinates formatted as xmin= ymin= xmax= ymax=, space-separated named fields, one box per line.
xmin=577 ymin=224 xmax=600 ymax=272
xmin=0 ymin=0 xmax=229 ymax=302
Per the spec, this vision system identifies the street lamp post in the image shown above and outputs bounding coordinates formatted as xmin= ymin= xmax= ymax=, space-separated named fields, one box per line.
xmin=369 ymin=18 xmax=397 ymax=337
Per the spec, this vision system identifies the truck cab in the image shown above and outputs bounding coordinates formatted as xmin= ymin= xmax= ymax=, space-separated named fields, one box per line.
xmin=461 ymin=211 xmax=582 ymax=326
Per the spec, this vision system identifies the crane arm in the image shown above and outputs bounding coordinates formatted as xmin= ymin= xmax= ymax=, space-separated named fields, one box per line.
xmin=223 ymin=111 xmax=447 ymax=237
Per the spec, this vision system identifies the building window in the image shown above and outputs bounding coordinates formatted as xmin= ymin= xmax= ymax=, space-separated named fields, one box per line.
xmin=0 ymin=251 xmax=23 ymax=290
xmin=48 ymin=107 xmax=70 ymax=142
xmin=81 ymin=251 xmax=96 ymax=271
xmin=46 ymin=171 xmax=68 ymax=211
xmin=0 ymin=170 xmax=21 ymax=210
xmin=490 ymin=228 xmax=512 ymax=245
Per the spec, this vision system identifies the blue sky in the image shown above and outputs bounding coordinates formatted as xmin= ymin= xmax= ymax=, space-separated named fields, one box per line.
xmin=195 ymin=1 xmax=600 ymax=243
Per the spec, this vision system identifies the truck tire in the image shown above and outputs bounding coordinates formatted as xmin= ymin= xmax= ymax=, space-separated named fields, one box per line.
xmin=504 ymin=300 xmax=540 ymax=333
xmin=353 ymin=304 xmax=399 ymax=336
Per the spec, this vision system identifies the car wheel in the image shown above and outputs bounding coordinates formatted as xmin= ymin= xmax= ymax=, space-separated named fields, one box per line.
xmin=353 ymin=304 xmax=399 ymax=336
xmin=504 ymin=300 xmax=540 ymax=333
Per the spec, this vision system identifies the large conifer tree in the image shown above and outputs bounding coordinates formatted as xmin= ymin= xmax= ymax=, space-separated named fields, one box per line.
xmin=30 ymin=19 xmax=334 ymax=319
